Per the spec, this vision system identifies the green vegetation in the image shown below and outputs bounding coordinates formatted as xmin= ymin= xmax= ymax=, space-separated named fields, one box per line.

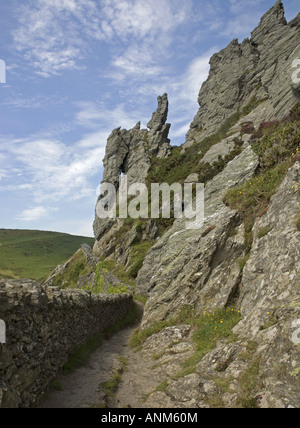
xmin=179 ymin=309 xmax=241 ymax=377
xmin=96 ymin=259 xmax=136 ymax=289
xmin=251 ymin=121 xmax=300 ymax=169
xmin=128 ymin=240 xmax=154 ymax=279
xmin=237 ymin=359 xmax=261 ymax=408
xmin=224 ymin=104 xmax=300 ymax=252
xmin=101 ymin=356 xmax=128 ymax=398
xmin=145 ymin=97 xmax=266 ymax=237
xmin=238 ymin=255 xmax=250 ymax=271
xmin=131 ymin=307 xmax=241 ymax=370
xmin=51 ymin=249 xmax=94 ymax=288
xmin=0 ymin=229 xmax=94 ymax=281
xmin=257 ymin=226 xmax=272 ymax=239
xmin=224 ymin=162 xmax=290 ymax=251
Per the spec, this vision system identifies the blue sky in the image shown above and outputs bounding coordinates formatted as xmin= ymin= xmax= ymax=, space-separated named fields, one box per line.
xmin=0 ymin=0 xmax=299 ymax=237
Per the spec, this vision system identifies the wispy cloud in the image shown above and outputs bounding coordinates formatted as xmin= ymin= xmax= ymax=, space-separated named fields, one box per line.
xmin=74 ymin=101 xmax=148 ymax=130
xmin=0 ymin=134 xmax=105 ymax=205
xmin=12 ymin=0 xmax=193 ymax=78
xmin=16 ymin=206 xmax=58 ymax=222
xmin=13 ymin=0 xmax=97 ymax=76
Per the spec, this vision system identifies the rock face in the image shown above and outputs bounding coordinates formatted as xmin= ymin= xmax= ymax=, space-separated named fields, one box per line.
xmin=1 ymin=1 xmax=299 ymax=410
xmin=93 ymin=94 xmax=171 ymax=243
xmin=184 ymin=1 xmax=300 ymax=149
xmin=137 ymin=144 xmax=259 ymax=326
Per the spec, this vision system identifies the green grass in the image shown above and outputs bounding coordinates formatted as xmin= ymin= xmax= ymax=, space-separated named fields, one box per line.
xmin=96 ymin=259 xmax=136 ymax=289
xmin=237 ymin=358 xmax=261 ymax=408
xmin=101 ymin=356 xmax=128 ymax=398
xmin=179 ymin=309 xmax=242 ymax=377
xmin=50 ymin=248 xmax=94 ymax=289
xmin=0 ymin=229 xmax=94 ymax=281
xmin=130 ymin=306 xmax=241 ymax=366
xmin=63 ymin=334 xmax=103 ymax=374
xmin=128 ymin=240 xmax=154 ymax=279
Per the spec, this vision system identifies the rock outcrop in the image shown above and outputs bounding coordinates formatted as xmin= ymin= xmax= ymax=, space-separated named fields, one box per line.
xmin=184 ymin=0 xmax=300 ymax=149
xmin=133 ymin=162 xmax=300 ymax=409
xmin=93 ymin=94 xmax=171 ymax=243
xmin=137 ymin=144 xmax=259 ymax=325
xmin=1 ymin=1 xmax=299 ymax=410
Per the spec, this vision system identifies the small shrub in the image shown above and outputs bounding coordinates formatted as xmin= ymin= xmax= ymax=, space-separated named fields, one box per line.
xmin=241 ymin=121 xmax=255 ymax=135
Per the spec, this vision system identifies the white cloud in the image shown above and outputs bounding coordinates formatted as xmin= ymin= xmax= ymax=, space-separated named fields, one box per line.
xmin=0 ymin=134 xmax=104 ymax=205
xmin=101 ymin=0 xmax=191 ymax=42
xmin=13 ymin=0 xmax=99 ymax=76
xmin=16 ymin=206 xmax=58 ymax=222
xmin=12 ymin=0 xmax=193 ymax=78
xmin=74 ymin=101 xmax=148 ymax=130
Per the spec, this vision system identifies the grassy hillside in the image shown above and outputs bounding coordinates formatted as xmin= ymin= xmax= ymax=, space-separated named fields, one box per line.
xmin=0 ymin=229 xmax=94 ymax=281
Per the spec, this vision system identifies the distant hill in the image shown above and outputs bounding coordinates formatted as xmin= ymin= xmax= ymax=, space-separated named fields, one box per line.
xmin=0 ymin=229 xmax=94 ymax=281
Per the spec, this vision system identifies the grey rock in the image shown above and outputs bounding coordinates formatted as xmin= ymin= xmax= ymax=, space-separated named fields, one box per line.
xmin=184 ymin=2 xmax=300 ymax=150
xmin=147 ymin=93 xmax=169 ymax=134
xmin=93 ymin=94 xmax=171 ymax=244
xmin=236 ymin=162 xmax=300 ymax=337
xmin=137 ymin=146 xmax=259 ymax=327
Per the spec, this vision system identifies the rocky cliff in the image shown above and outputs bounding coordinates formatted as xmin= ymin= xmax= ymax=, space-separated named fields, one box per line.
xmin=90 ymin=1 xmax=300 ymax=408
xmin=1 ymin=1 xmax=299 ymax=409
xmin=185 ymin=0 xmax=300 ymax=149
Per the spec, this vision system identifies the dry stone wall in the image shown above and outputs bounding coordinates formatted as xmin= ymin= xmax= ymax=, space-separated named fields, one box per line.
xmin=0 ymin=279 xmax=133 ymax=408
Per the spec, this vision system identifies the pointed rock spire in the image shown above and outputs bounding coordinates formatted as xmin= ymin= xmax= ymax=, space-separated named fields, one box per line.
xmin=251 ymin=0 xmax=287 ymax=42
xmin=147 ymin=93 xmax=169 ymax=133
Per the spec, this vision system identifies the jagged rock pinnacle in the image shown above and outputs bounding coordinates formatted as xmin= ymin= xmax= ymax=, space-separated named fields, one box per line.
xmin=147 ymin=93 xmax=169 ymax=133
xmin=184 ymin=0 xmax=299 ymax=149
xmin=251 ymin=0 xmax=287 ymax=42
xmin=93 ymin=94 xmax=171 ymax=242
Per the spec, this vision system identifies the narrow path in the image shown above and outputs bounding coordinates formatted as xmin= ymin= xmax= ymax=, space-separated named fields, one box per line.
xmin=38 ymin=305 xmax=144 ymax=409
xmin=37 ymin=305 xmax=194 ymax=409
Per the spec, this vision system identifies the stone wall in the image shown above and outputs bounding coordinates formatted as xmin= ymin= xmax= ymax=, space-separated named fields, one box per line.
xmin=0 ymin=279 xmax=133 ymax=408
